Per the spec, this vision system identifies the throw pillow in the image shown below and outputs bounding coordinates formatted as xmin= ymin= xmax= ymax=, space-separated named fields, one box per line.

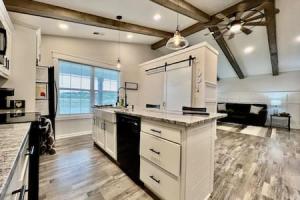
xmin=218 ymin=103 xmax=226 ymax=111
xmin=250 ymin=105 xmax=263 ymax=114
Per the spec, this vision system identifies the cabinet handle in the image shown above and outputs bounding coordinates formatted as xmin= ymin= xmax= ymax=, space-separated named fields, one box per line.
xmin=150 ymin=129 xmax=161 ymax=134
xmin=149 ymin=175 xmax=160 ymax=184
xmin=103 ymin=122 xmax=106 ymax=131
xmin=12 ymin=185 xmax=28 ymax=200
xmin=149 ymin=148 xmax=160 ymax=155
xmin=25 ymin=146 xmax=34 ymax=156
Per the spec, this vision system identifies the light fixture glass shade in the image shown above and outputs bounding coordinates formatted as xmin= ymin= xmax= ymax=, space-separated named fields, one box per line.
xmin=166 ymin=30 xmax=189 ymax=50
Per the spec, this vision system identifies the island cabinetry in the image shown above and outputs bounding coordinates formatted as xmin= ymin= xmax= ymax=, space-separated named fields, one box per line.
xmin=92 ymin=109 xmax=117 ymax=160
xmin=139 ymin=118 xmax=215 ymax=200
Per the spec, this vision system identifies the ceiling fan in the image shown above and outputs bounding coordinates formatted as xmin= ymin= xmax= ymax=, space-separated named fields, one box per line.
xmin=205 ymin=5 xmax=268 ymax=40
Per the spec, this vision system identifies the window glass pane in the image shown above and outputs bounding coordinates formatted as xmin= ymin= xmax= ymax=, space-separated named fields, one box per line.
xmin=59 ymin=89 xmax=71 ymax=114
xmin=70 ymin=90 xmax=81 ymax=114
xmin=81 ymin=91 xmax=91 ymax=113
xmin=81 ymin=67 xmax=92 ymax=90
xmin=58 ymin=59 xmax=119 ymax=115
xmin=102 ymin=91 xmax=118 ymax=105
xmin=94 ymin=67 xmax=119 ymax=106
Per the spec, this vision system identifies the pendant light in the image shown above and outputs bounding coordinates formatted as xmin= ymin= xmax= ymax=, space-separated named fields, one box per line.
xmin=116 ymin=15 xmax=122 ymax=69
xmin=166 ymin=1 xmax=189 ymax=50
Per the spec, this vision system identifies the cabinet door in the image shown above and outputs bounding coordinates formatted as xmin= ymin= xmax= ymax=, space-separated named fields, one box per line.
xmin=96 ymin=119 xmax=105 ymax=148
xmin=92 ymin=117 xmax=97 ymax=142
xmin=104 ymin=122 xmax=117 ymax=160
xmin=140 ymin=68 xmax=165 ymax=109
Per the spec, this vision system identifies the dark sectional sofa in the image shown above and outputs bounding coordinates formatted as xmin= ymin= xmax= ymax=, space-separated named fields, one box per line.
xmin=217 ymin=103 xmax=268 ymax=127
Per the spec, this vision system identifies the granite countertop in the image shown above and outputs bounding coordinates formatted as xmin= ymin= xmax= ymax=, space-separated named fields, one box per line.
xmin=0 ymin=123 xmax=31 ymax=198
xmin=98 ymin=108 xmax=226 ymax=127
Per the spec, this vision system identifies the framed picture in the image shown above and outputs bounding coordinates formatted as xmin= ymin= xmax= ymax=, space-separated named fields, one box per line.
xmin=125 ymin=82 xmax=138 ymax=90
xmin=36 ymin=83 xmax=48 ymax=100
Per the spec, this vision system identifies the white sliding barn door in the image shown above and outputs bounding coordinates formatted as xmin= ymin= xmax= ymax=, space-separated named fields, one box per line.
xmin=165 ymin=61 xmax=192 ymax=111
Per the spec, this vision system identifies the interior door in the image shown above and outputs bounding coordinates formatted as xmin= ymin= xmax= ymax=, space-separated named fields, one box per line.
xmin=165 ymin=61 xmax=192 ymax=111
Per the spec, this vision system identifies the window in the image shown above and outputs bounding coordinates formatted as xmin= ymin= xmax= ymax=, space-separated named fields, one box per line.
xmin=58 ymin=60 xmax=119 ymax=115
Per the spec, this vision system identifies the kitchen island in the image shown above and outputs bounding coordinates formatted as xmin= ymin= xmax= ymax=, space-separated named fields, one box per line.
xmin=93 ymin=107 xmax=225 ymax=200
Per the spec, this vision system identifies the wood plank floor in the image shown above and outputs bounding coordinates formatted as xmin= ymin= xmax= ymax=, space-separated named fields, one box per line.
xmin=39 ymin=127 xmax=300 ymax=200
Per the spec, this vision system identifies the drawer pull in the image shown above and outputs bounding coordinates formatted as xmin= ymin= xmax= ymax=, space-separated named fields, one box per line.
xmin=12 ymin=185 xmax=28 ymax=200
xmin=149 ymin=148 xmax=160 ymax=155
xmin=149 ymin=175 xmax=160 ymax=184
xmin=25 ymin=146 xmax=34 ymax=156
xmin=150 ymin=129 xmax=161 ymax=134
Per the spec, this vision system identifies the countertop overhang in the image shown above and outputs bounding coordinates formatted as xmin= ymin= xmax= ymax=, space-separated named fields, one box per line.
xmin=96 ymin=107 xmax=226 ymax=127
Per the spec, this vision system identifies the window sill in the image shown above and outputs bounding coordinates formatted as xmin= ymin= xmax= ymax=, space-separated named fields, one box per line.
xmin=56 ymin=114 xmax=93 ymax=121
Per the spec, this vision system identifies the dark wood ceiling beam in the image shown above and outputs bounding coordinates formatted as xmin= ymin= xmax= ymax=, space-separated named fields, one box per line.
xmin=149 ymin=0 xmax=210 ymax=22
xmin=151 ymin=0 xmax=268 ymax=50
xmin=209 ymin=27 xmax=245 ymax=79
xmin=264 ymin=0 xmax=279 ymax=75
xmin=4 ymin=0 xmax=174 ymax=38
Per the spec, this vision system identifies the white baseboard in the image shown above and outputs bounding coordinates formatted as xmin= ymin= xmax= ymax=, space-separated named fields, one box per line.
xmin=56 ymin=131 xmax=92 ymax=140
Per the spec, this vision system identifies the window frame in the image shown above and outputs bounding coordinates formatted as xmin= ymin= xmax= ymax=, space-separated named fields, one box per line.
xmin=54 ymin=55 xmax=120 ymax=118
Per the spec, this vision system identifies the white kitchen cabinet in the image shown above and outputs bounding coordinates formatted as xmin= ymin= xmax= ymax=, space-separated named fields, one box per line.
xmin=0 ymin=1 xmax=14 ymax=79
xmin=93 ymin=109 xmax=117 ymax=160
xmin=96 ymin=119 xmax=105 ymax=149
xmin=139 ymin=42 xmax=218 ymax=112
xmin=140 ymin=118 xmax=216 ymax=200
xmin=104 ymin=121 xmax=117 ymax=159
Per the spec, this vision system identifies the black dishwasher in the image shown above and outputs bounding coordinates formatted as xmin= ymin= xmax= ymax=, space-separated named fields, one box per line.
xmin=116 ymin=114 xmax=141 ymax=184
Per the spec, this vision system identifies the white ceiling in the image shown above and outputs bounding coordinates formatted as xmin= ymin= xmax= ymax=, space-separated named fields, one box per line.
xmin=186 ymin=0 xmax=242 ymax=15
xmin=8 ymin=0 xmax=300 ymax=78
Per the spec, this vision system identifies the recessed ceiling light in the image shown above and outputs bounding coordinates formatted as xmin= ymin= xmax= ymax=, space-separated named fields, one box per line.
xmin=153 ymin=14 xmax=161 ymax=21
xmin=295 ymin=35 xmax=300 ymax=43
xmin=127 ymin=34 xmax=133 ymax=39
xmin=59 ymin=23 xmax=69 ymax=30
xmin=244 ymin=46 xmax=254 ymax=54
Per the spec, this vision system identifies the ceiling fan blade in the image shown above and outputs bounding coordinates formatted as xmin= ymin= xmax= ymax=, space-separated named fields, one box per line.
xmin=242 ymin=3 xmax=266 ymax=20
xmin=243 ymin=22 xmax=268 ymax=26
xmin=228 ymin=33 xmax=235 ymax=40
xmin=240 ymin=26 xmax=252 ymax=35
xmin=235 ymin=11 xmax=243 ymax=21
xmin=215 ymin=13 xmax=230 ymax=23
xmin=203 ymin=24 xmax=227 ymax=28
xmin=244 ymin=14 xmax=265 ymax=22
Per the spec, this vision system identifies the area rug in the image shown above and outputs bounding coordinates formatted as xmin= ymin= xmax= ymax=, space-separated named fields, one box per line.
xmin=217 ymin=123 xmax=276 ymax=138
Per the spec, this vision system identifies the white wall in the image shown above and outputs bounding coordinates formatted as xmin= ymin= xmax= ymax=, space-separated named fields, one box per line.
xmin=0 ymin=25 xmax=36 ymax=112
xmin=218 ymin=71 xmax=300 ymax=129
xmin=40 ymin=35 xmax=161 ymax=136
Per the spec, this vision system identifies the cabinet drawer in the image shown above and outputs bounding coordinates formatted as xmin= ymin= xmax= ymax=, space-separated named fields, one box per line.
xmin=141 ymin=120 xmax=181 ymax=144
xmin=140 ymin=132 xmax=181 ymax=176
xmin=140 ymin=158 xmax=180 ymax=200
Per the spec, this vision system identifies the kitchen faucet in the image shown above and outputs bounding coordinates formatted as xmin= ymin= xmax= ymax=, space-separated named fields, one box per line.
xmin=116 ymin=86 xmax=128 ymax=107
